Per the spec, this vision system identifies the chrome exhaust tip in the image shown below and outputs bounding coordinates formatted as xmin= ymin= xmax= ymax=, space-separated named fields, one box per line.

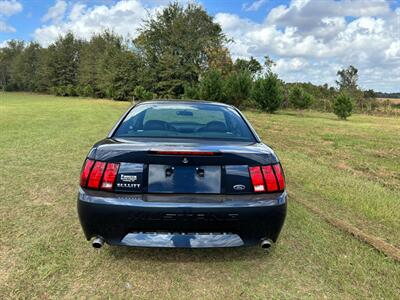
xmin=92 ymin=237 xmax=104 ymax=249
xmin=260 ymin=239 xmax=272 ymax=250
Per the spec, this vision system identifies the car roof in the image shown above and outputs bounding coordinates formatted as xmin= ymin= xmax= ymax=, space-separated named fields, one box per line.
xmin=136 ymin=99 xmax=235 ymax=108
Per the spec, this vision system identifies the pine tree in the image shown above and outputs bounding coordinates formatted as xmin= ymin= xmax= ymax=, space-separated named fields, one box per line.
xmin=224 ymin=70 xmax=252 ymax=107
xmin=251 ymin=73 xmax=283 ymax=113
xmin=333 ymin=93 xmax=353 ymax=120
xmin=198 ymin=69 xmax=224 ymax=102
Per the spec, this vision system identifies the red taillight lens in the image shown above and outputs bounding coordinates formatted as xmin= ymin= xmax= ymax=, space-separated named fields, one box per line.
xmin=249 ymin=166 xmax=266 ymax=192
xmin=273 ymin=164 xmax=285 ymax=190
xmin=80 ymin=159 xmax=94 ymax=187
xmin=101 ymin=163 xmax=119 ymax=191
xmin=262 ymin=165 xmax=279 ymax=192
xmin=249 ymin=164 xmax=285 ymax=193
xmin=87 ymin=161 xmax=106 ymax=189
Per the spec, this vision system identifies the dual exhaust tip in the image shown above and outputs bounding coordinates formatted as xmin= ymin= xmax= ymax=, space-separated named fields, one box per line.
xmin=92 ymin=236 xmax=272 ymax=250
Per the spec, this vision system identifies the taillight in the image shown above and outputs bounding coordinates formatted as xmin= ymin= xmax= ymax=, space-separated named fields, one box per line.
xmin=249 ymin=164 xmax=285 ymax=193
xmin=150 ymin=150 xmax=216 ymax=156
xmin=81 ymin=159 xmax=120 ymax=191
xmin=80 ymin=159 xmax=94 ymax=187
xmin=87 ymin=161 xmax=106 ymax=189
xmin=273 ymin=164 xmax=285 ymax=190
xmin=249 ymin=166 xmax=266 ymax=192
xmin=262 ymin=165 xmax=278 ymax=191
xmin=101 ymin=163 xmax=119 ymax=191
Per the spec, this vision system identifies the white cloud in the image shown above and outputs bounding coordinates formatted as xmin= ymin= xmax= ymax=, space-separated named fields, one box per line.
xmin=69 ymin=3 xmax=86 ymax=21
xmin=266 ymin=0 xmax=391 ymax=42
xmin=216 ymin=0 xmax=400 ymax=92
xmin=243 ymin=0 xmax=268 ymax=12
xmin=0 ymin=20 xmax=15 ymax=32
xmin=275 ymin=57 xmax=308 ymax=72
xmin=267 ymin=0 xmax=390 ymax=25
xmin=34 ymin=0 xmax=152 ymax=46
xmin=0 ymin=0 xmax=22 ymax=33
xmin=42 ymin=0 xmax=67 ymax=23
xmin=385 ymin=41 xmax=400 ymax=61
xmin=0 ymin=0 xmax=22 ymax=17
xmin=0 ymin=39 xmax=10 ymax=47
xmin=30 ymin=0 xmax=400 ymax=92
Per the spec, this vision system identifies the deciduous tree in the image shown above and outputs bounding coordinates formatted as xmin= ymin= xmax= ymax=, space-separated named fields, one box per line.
xmin=0 ymin=40 xmax=24 ymax=90
xmin=134 ymin=2 xmax=228 ymax=97
xmin=234 ymin=56 xmax=262 ymax=77
xmin=289 ymin=86 xmax=314 ymax=109
xmin=336 ymin=65 xmax=358 ymax=91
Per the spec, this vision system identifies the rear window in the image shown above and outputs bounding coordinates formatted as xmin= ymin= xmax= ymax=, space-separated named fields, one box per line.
xmin=113 ymin=103 xmax=255 ymax=142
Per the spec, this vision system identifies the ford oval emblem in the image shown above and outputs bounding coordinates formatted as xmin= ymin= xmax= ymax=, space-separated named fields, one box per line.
xmin=233 ymin=184 xmax=246 ymax=191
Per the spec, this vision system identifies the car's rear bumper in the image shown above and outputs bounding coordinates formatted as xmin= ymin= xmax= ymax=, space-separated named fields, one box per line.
xmin=77 ymin=188 xmax=287 ymax=248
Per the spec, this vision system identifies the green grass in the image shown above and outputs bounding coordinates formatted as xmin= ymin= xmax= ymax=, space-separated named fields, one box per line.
xmin=1 ymin=92 xmax=399 ymax=299
xmin=246 ymin=110 xmax=400 ymax=247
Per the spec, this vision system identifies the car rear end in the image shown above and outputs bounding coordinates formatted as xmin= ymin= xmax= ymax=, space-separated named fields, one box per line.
xmin=77 ymin=102 xmax=287 ymax=249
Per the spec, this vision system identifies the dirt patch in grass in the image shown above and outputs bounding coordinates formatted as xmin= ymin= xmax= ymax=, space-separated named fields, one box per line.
xmin=291 ymin=192 xmax=400 ymax=262
xmin=335 ymin=161 xmax=352 ymax=171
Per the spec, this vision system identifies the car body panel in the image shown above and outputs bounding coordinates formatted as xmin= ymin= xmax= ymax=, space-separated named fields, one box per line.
xmin=78 ymin=189 xmax=287 ymax=247
xmin=91 ymin=138 xmax=277 ymax=166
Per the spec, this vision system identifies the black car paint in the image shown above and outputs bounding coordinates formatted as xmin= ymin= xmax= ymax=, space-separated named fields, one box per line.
xmin=77 ymin=101 xmax=287 ymax=248
xmin=78 ymin=190 xmax=286 ymax=247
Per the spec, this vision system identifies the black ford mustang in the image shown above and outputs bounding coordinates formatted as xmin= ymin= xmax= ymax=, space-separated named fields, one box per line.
xmin=77 ymin=101 xmax=287 ymax=249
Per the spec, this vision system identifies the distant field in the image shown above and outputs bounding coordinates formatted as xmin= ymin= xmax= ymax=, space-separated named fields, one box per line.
xmin=377 ymin=97 xmax=400 ymax=105
xmin=1 ymin=92 xmax=399 ymax=299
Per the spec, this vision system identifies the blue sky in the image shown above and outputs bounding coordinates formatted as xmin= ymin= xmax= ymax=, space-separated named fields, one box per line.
xmin=1 ymin=0 xmax=290 ymax=41
xmin=1 ymin=0 xmax=399 ymax=92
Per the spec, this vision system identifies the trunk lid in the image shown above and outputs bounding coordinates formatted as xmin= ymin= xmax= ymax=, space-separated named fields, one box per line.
xmin=91 ymin=138 xmax=278 ymax=194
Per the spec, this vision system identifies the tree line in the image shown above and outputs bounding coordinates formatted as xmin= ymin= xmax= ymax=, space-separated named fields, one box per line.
xmin=0 ymin=2 xmax=381 ymax=118
xmin=375 ymin=92 xmax=400 ymax=99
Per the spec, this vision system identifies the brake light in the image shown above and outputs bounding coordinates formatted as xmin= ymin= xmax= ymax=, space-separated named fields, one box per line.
xmin=262 ymin=165 xmax=278 ymax=192
xmin=249 ymin=166 xmax=266 ymax=192
xmin=151 ymin=150 xmax=216 ymax=156
xmin=273 ymin=164 xmax=285 ymax=190
xmin=80 ymin=159 xmax=94 ymax=187
xmin=87 ymin=161 xmax=106 ymax=189
xmin=101 ymin=163 xmax=119 ymax=190
xmin=81 ymin=160 xmax=120 ymax=191
xmin=249 ymin=164 xmax=285 ymax=193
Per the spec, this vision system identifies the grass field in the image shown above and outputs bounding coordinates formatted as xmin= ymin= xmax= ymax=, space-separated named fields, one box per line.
xmin=377 ymin=97 xmax=400 ymax=105
xmin=1 ymin=92 xmax=399 ymax=299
